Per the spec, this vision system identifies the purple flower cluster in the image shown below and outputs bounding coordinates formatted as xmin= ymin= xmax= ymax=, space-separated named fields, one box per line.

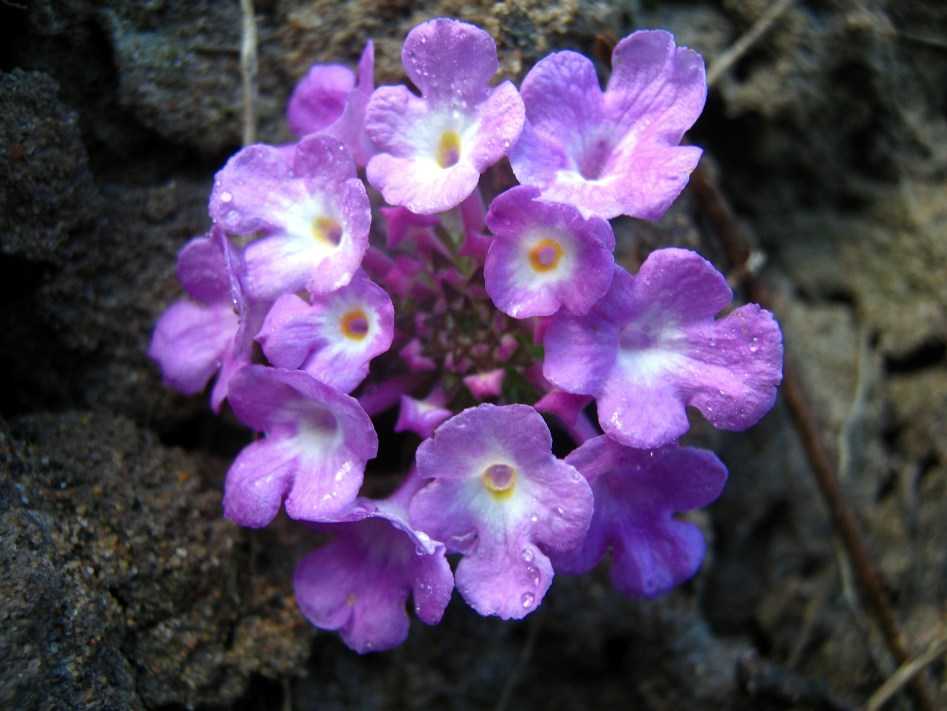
xmin=150 ymin=18 xmax=783 ymax=653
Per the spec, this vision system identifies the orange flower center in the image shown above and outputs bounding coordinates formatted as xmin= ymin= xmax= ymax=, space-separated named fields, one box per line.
xmin=528 ymin=238 xmax=563 ymax=273
xmin=340 ymin=309 xmax=369 ymax=341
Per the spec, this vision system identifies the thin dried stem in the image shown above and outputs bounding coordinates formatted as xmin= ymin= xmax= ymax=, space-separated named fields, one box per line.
xmin=240 ymin=0 xmax=258 ymax=146
xmin=707 ymin=0 xmax=795 ymax=88
xmin=867 ymin=636 xmax=947 ymax=711
xmin=495 ymin=611 xmax=544 ymax=711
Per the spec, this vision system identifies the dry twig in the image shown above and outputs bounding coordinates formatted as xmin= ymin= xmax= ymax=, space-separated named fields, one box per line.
xmin=706 ymin=0 xmax=795 ymax=87
xmin=867 ymin=636 xmax=947 ymax=711
xmin=495 ymin=611 xmax=545 ymax=711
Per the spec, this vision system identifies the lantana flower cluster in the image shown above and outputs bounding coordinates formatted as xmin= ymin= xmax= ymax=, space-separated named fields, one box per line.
xmin=151 ymin=18 xmax=783 ymax=653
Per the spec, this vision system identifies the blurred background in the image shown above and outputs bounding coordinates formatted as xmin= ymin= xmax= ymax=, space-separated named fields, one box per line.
xmin=1 ymin=1 xmax=944 ymax=709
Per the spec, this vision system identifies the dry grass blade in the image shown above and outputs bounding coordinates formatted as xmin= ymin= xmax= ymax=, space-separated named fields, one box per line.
xmin=867 ymin=636 xmax=947 ymax=711
xmin=706 ymin=0 xmax=795 ymax=87
xmin=240 ymin=0 xmax=258 ymax=146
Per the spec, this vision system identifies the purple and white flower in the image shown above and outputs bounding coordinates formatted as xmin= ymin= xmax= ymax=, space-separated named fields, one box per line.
xmin=223 ymin=365 xmax=378 ymax=527
xmin=552 ymin=436 xmax=727 ymax=597
xmin=365 ymin=18 xmax=525 ymax=214
xmin=543 ymin=248 xmax=783 ymax=448
xmin=410 ymin=404 xmax=593 ymax=619
xmin=149 ymin=17 xmax=786 ymax=653
xmin=209 ymin=134 xmax=371 ymax=301
xmin=510 ymin=30 xmax=706 ymax=220
xmin=256 ymin=272 xmax=394 ymax=393
xmin=484 ymin=186 xmax=615 ymax=318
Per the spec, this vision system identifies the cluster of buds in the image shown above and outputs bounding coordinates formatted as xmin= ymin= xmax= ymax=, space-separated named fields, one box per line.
xmin=150 ymin=18 xmax=783 ymax=653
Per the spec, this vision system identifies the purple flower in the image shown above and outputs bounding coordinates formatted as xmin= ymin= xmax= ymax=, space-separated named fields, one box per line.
xmin=509 ymin=30 xmax=706 ymax=220
xmin=294 ymin=475 xmax=453 ymax=653
xmin=365 ymin=19 xmax=525 ymax=214
xmin=149 ymin=230 xmax=262 ymax=412
xmin=395 ymin=390 xmax=452 ymax=439
xmin=462 ymin=368 xmax=505 ymax=400
xmin=410 ymin=404 xmax=593 ymax=619
xmin=149 ymin=299 xmax=238 ymax=396
xmin=287 ymin=42 xmax=376 ymax=166
xmin=552 ymin=436 xmax=727 ymax=597
xmin=209 ymin=135 xmax=371 ymax=301
xmin=256 ymin=272 xmax=394 ymax=393
xmin=484 ymin=186 xmax=615 ymax=318
xmin=543 ymin=248 xmax=783 ymax=448
xmin=223 ymin=365 xmax=378 ymax=527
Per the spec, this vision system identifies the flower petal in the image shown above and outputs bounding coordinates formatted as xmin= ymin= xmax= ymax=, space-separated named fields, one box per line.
xmin=287 ymin=63 xmax=355 ymax=137
xmin=148 ymin=299 xmax=237 ymax=395
xmin=454 ymin=538 xmax=553 ymax=620
xmin=176 ymin=231 xmax=230 ymax=303
xmin=223 ymin=438 xmax=297 ymax=528
xmin=401 ymin=18 xmax=498 ymax=105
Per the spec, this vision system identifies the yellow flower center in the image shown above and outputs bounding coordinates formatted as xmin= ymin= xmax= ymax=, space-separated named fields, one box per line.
xmin=436 ymin=130 xmax=461 ymax=168
xmin=482 ymin=463 xmax=516 ymax=500
xmin=340 ymin=309 xmax=369 ymax=341
xmin=312 ymin=216 xmax=343 ymax=246
xmin=528 ymin=238 xmax=564 ymax=273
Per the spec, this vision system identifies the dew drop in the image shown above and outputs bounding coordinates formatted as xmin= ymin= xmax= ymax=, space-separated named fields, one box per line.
xmin=220 ymin=191 xmax=233 ymax=203
xmin=525 ymin=565 xmax=541 ymax=586
xmin=521 ymin=592 xmax=535 ymax=608
xmin=530 ymin=514 xmax=539 ymax=524
xmin=554 ymin=506 xmax=565 ymax=516
xmin=521 ymin=548 xmax=534 ymax=563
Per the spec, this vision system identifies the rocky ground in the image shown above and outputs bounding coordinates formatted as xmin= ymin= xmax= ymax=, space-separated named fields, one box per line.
xmin=1 ymin=1 xmax=944 ymax=709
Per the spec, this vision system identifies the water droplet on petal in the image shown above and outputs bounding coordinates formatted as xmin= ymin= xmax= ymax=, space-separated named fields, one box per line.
xmin=521 ymin=592 xmax=535 ymax=608
xmin=530 ymin=514 xmax=539 ymax=523
xmin=554 ymin=506 xmax=565 ymax=516
xmin=521 ymin=548 xmax=534 ymax=563
xmin=220 ymin=191 xmax=233 ymax=203
xmin=525 ymin=565 xmax=541 ymax=586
